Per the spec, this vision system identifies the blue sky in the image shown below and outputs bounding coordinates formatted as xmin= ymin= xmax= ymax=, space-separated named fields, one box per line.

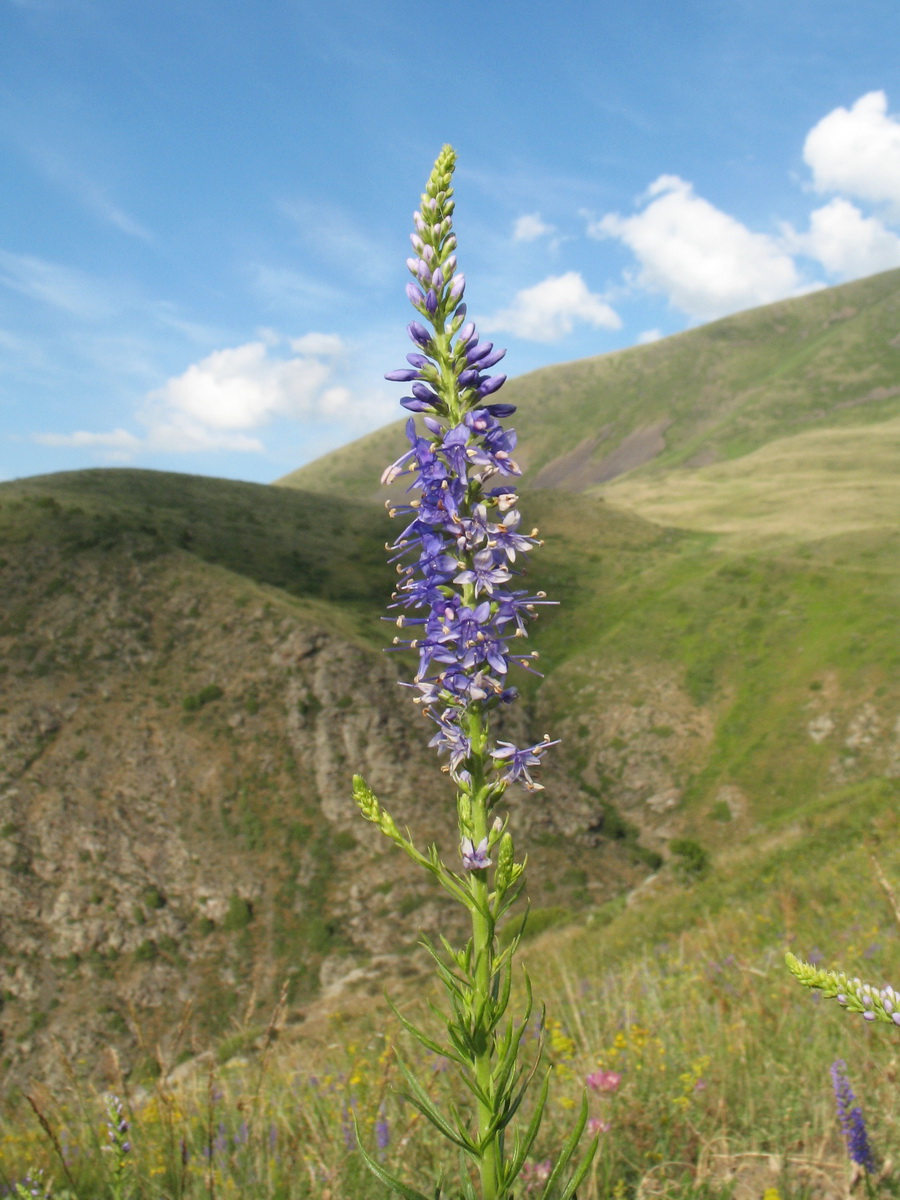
xmin=2 ymin=0 xmax=900 ymax=484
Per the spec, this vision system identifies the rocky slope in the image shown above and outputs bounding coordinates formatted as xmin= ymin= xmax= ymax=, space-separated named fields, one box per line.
xmin=0 ymin=487 xmax=650 ymax=1093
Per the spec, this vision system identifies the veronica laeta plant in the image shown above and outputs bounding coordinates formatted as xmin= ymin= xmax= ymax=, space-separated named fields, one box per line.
xmin=786 ymin=953 xmax=890 ymax=1195
xmin=830 ymin=1059 xmax=879 ymax=1191
xmin=352 ymin=146 xmax=598 ymax=1200
xmin=785 ymin=952 xmax=900 ymax=1029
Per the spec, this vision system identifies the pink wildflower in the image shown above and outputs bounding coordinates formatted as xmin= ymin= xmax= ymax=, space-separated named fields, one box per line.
xmin=588 ymin=1117 xmax=611 ymax=1134
xmin=586 ymin=1070 xmax=622 ymax=1093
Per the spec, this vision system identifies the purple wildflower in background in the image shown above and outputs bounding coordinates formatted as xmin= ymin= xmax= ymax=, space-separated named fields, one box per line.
xmin=341 ymin=1101 xmax=356 ymax=1150
xmin=13 ymin=1171 xmax=44 ymax=1198
xmin=104 ymin=1094 xmax=131 ymax=1156
xmin=376 ymin=1108 xmax=390 ymax=1153
xmin=214 ymin=1121 xmax=227 ymax=1158
xmin=830 ymin=1059 xmax=877 ymax=1174
xmin=382 ymin=145 xmax=556 ymax=827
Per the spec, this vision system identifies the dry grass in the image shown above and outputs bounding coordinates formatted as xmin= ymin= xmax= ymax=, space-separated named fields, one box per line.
xmin=602 ymin=416 xmax=900 ymax=549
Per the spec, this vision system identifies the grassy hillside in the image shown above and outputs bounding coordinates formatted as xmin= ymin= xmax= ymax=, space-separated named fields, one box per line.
xmin=0 ymin=471 xmax=655 ymax=1096
xmin=3 ymin=272 xmax=900 ymax=1195
xmin=4 ymin=468 xmax=396 ymax=629
xmin=277 ymin=267 xmax=900 ymax=507
xmin=605 ymin=415 xmax=900 ymax=547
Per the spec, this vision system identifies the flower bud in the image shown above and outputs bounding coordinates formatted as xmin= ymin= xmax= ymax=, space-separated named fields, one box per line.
xmin=407 ymin=321 xmax=432 ymax=348
xmin=494 ymin=832 xmax=514 ymax=892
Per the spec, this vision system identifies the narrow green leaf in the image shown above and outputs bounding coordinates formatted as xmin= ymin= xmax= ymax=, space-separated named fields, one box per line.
xmin=498 ymin=1068 xmax=551 ymax=1190
xmin=555 ymin=1133 xmax=600 ymax=1200
xmin=420 ymin=934 xmax=474 ymax=996
xmin=488 ymin=957 xmax=513 ymax=1029
xmin=385 ymin=994 xmax=464 ymax=1065
xmin=352 ymin=1114 xmax=434 ymax=1200
xmin=395 ymin=1055 xmax=479 ymax=1156
xmin=538 ymin=1090 xmax=590 ymax=1200
xmin=457 ymin=1150 xmax=479 ymax=1200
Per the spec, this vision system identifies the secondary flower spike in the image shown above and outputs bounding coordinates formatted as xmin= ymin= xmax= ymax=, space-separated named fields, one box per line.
xmin=830 ymin=1060 xmax=877 ymax=1174
xmin=382 ymin=144 xmax=555 ymax=798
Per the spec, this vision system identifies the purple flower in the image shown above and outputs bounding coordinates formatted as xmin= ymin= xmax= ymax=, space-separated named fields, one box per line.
xmin=407 ymin=321 xmax=432 ymax=349
xmin=491 ymin=737 xmax=560 ymax=791
xmin=461 ymin=837 xmax=492 ymax=870
xmin=831 ymin=1060 xmax=877 ymax=1174
xmin=382 ymin=145 xmax=557 ymax=795
xmin=453 ymin=548 xmax=512 ymax=597
xmin=104 ymin=1094 xmax=131 ymax=1157
xmin=376 ymin=1108 xmax=390 ymax=1151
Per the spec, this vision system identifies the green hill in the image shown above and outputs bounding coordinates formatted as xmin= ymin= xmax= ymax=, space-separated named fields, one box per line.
xmin=1 ymin=268 xmax=899 ymax=1190
xmin=277 ymin=266 xmax=900 ymax=532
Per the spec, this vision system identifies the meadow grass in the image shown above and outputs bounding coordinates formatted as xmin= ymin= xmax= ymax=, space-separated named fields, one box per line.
xmin=4 ymin=774 xmax=900 ymax=1198
xmin=603 ymin=416 xmax=900 ymax=550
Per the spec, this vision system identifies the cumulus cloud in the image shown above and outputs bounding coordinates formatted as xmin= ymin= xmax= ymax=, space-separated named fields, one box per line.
xmin=636 ymin=329 xmax=662 ymax=345
xmin=36 ymin=333 xmax=350 ymax=458
xmin=484 ymin=272 xmax=621 ymax=342
xmin=138 ymin=335 xmax=350 ymax=451
xmin=591 ymin=175 xmax=805 ymax=321
xmin=512 ymin=213 xmax=555 ymax=242
xmin=804 ymin=91 xmax=900 ymax=209
xmin=786 ymin=197 xmax=900 ymax=278
xmin=145 ymin=338 xmax=345 ymax=434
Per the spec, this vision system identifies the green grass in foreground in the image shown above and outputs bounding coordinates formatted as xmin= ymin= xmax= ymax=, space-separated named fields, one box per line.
xmin=4 ymin=778 xmax=900 ymax=1198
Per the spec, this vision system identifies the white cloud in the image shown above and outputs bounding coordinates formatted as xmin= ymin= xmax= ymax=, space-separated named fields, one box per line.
xmin=592 ymin=175 xmax=805 ymax=321
xmin=290 ymin=331 xmax=344 ymax=356
xmin=804 ymin=91 xmax=900 ymax=209
xmin=484 ymin=272 xmax=621 ymax=342
xmin=512 ymin=213 xmax=555 ymax=242
xmin=786 ymin=197 xmax=900 ymax=278
xmin=35 ymin=333 xmax=351 ymax=458
xmin=144 ymin=336 xmax=346 ymax=437
xmin=636 ymin=329 xmax=662 ymax=345
xmin=140 ymin=417 xmax=265 ymax=455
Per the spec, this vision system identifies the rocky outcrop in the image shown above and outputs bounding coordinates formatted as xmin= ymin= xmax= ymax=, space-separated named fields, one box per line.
xmin=0 ymin=533 xmax=640 ymax=1092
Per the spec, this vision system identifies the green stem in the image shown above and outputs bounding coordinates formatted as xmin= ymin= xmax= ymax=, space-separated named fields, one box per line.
xmin=467 ymin=714 xmax=501 ymax=1200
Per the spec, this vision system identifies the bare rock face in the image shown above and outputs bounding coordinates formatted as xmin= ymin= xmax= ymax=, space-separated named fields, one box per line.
xmin=0 ymin=535 xmax=640 ymax=1092
xmin=541 ymin=657 xmax=714 ymax=851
